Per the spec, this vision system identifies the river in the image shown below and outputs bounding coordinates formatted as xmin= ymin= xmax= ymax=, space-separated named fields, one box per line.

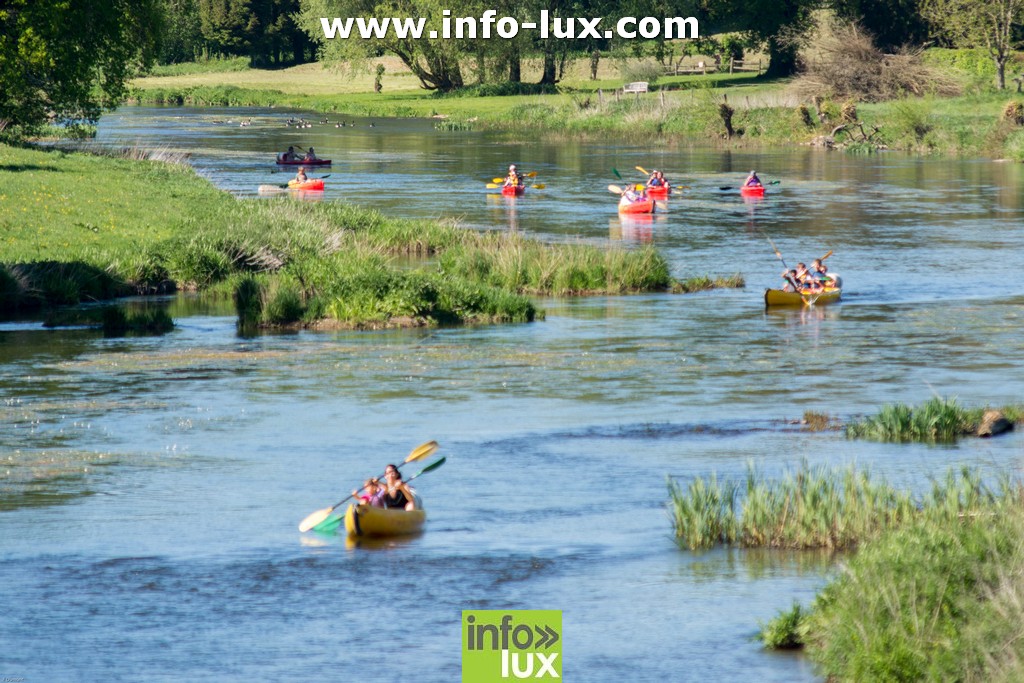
xmin=1 ymin=106 xmax=1023 ymax=681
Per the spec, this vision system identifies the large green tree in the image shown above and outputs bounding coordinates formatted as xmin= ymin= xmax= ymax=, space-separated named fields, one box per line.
xmin=0 ymin=0 xmax=163 ymax=134
xmin=922 ymin=0 xmax=1024 ymax=89
xmin=297 ymin=0 xmax=466 ymax=90
xmin=832 ymin=0 xmax=930 ymax=50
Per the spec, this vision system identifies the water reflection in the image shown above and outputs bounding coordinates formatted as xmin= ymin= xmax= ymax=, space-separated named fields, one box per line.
xmin=486 ymin=192 xmax=520 ymax=232
xmin=611 ymin=214 xmax=663 ymax=242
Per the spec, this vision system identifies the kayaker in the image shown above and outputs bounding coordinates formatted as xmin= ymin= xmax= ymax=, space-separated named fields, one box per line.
xmin=622 ymin=184 xmax=647 ymax=203
xmin=744 ymin=170 xmax=762 ymax=187
xmin=303 ymin=147 xmax=318 ymax=161
xmin=647 ymin=170 xmax=669 ymax=188
xmin=294 ymin=166 xmax=308 ymax=184
xmin=503 ymin=165 xmax=523 ymax=188
xmin=353 ymin=478 xmax=385 ymax=507
xmin=381 ymin=464 xmax=417 ymax=510
xmin=280 ymin=146 xmax=297 ymax=162
xmin=781 ymin=269 xmax=800 ymax=292
xmin=811 ymin=259 xmax=832 ymax=284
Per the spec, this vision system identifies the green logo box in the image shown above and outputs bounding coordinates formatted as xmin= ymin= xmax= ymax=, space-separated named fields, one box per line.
xmin=462 ymin=609 xmax=562 ymax=681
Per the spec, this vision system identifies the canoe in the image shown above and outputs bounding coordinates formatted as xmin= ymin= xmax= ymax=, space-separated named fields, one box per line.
xmin=344 ymin=503 xmax=426 ymax=538
xmin=501 ymin=185 xmax=526 ymax=196
xmin=740 ymin=184 xmax=765 ymax=197
xmin=764 ymin=287 xmax=842 ymax=307
xmin=276 ymin=157 xmax=331 ymax=166
xmin=618 ymin=197 xmax=656 ymax=214
xmin=646 ymin=185 xmax=670 ymax=199
xmin=288 ymin=179 xmax=325 ymax=191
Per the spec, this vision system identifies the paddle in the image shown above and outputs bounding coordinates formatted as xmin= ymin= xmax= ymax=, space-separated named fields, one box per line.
xmin=608 ymin=184 xmax=624 ymax=194
xmin=531 ymin=184 xmax=545 ymax=190
xmin=762 ymin=231 xmax=788 ymax=270
xmin=636 ymin=165 xmax=650 ymax=175
xmin=278 ymin=174 xmax=331 ymax=189
xmin=298 ymin=440 xmax=439 ymax=531
xmin=611 ymin=168 xmax=622 ymax=180
xmin=719 ymin=180 xmax=781 ymax=191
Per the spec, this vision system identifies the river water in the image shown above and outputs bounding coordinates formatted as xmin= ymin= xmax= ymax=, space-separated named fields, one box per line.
xmin=2 ymin=106 xmax=1023 ymax=681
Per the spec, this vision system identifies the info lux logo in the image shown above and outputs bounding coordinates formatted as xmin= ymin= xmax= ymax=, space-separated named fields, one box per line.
xmin=462 ymin=610 xmax=562 ymax=681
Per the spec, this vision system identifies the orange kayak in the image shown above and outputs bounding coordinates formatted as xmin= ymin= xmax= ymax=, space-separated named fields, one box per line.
xmin=646 ymin=185 xmax=670 ymax=199
xmin=501 ymin=185 xmax=526 ymax=196
xmin=618 ymin=197 xmax=656 ymax=214
xmin=288 ymin=179 xmax=325 ymax=191
xmin=740 ymin=185 xmax=765 ymax=197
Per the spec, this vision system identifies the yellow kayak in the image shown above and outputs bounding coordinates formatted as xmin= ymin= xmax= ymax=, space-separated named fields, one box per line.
xmin=764 ymin=287 xmax=842 ymax=307
xmin=344 ymin=503 xmax=426 ymax=538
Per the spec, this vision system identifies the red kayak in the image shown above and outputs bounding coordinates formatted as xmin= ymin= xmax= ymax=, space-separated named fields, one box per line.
xmin=501 ymin=185 xmax=526 ymax=196
xmin=618 ymin=197 xmax=656 ymax=214
xmin=740 ymin=184 xmax=765 ymax=197
xmin=277 ymin=157 xmax=331 ymax=166
xmin=646 ymin=185 xmax=670 ymax=199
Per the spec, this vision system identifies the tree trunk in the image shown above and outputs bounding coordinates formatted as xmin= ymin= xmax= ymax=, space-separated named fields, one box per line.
xmin=764 ymin=37 xmax=798 ymax=78
xmin=996 ymin=55 xmax=1007 ymax=90
xmin=539 ymin=41 xmax=557 ymax=84
xmin=508 ymin=44 xmax=521 ymax=83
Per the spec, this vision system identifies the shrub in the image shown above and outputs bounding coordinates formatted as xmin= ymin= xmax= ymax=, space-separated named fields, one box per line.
xmin=795 ymin=20 xmax=959 ymax=103
xmin=1003 ymin=101 xmax=1024 ymax=126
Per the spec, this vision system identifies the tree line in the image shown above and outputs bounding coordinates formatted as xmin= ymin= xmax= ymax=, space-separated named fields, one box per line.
xmin=0 ymin=0 xmax=1021 ymax=135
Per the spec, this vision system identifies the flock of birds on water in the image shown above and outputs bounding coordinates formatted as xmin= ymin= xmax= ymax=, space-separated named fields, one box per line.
xmin=210 ymin=117 xmax=375 ymax=128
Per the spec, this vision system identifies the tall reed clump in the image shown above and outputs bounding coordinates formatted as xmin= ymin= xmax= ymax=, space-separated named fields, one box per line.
xmin=438 ymin=237 xmax=674 ymax=295
xmin=792 ymin=500 xmax=1024 ymax=682
xmin=846 ymin=396 xmax=972 ymax=442
xmin=668 ymin=462 xmax=1022 ymax=551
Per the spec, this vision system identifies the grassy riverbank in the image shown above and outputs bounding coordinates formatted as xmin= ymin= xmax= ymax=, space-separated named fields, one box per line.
xmin=0 ymin=142 xmax=712 ymax=327
xmin=128 ymin=53 xmax=1024 ymax=158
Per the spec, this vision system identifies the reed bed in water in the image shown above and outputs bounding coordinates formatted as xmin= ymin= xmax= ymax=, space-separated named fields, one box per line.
xmin=669 ymin=461 xmax=1024 ymax=550
xmin=845 ymin=397 xmax=1024 ymax=443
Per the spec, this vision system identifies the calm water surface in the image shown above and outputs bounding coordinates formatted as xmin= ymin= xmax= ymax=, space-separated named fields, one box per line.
xmin=2 ymin=107 xmax=1023 ymax=681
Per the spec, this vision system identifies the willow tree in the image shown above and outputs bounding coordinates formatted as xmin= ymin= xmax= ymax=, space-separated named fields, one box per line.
xmin=297 ymin=0 xmax=466 ymax=90
xmin=0 ymin=0 xmax=163 ymax=134
xmin=922 ymin=0 xmax=1023 ymax=90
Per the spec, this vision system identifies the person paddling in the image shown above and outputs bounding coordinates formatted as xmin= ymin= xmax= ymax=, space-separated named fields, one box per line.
xmin=381 ymin=464 xmax=417 ymax=510
xmin=744 ymin=170 xmax=762 ymax=187
xmin=503 ymin=164 xmax=523 ymax=188
xmin=294 ymin=166 xmax=308 ymax=184
xmin=279 ymin=146 xmax=298 ymax=162
xmin=647 ymin=170 xmax=669 ymax=189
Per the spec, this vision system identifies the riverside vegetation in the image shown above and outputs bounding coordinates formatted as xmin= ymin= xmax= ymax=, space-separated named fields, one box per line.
xmin=127 ymin=44 xmax=1024 ymax=161
xmin=758 ymin=499 xmax=1024 ymax=681
xmin=0 ymin=143 xmax=734 ymax=328
xmin=667 ymin=396 xmax=1024 ymax=680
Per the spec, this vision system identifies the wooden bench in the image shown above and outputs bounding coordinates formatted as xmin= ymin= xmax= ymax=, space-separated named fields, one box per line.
xmin=622 ymin=81 xmax=649 ymax=95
